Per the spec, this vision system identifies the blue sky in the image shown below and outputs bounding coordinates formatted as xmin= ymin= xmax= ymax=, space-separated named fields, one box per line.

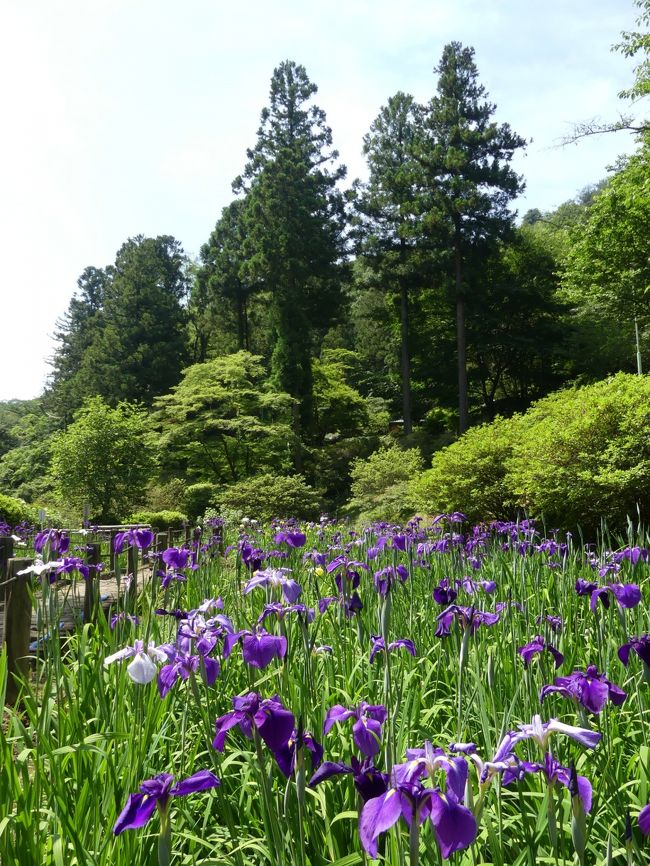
xmin=0 ymin=0 xmax=644 ymax=400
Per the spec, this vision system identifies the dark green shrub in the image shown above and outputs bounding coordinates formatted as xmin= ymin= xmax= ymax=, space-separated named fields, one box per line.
xmin=211 ymin=474 xmax=321 ymax=522
xmin=185 ymin=483 xmax=218 ymax=521
xmin=0 ymin=493 xmax=38 ymax=527
xmin=128 ymin=510 xmax=188 ymax=530
xmin=347 ymin=445 xmax=423 ymax=523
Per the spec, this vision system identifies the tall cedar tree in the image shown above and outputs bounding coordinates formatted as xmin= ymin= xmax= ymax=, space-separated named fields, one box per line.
xmin=234 ymin=61 xmax=347 ymax=437
xmin=358 ymin=93 xmax=421 ymax=434
xmin=195 ymin=198 xmax=259 ymax=358
xmin=418 ymin=43 xmax=526 ymax=432
xmin=52 ymin=236 xmax=190 ymax=411
xmin=47 ymin=266 xmax=108 ymax=423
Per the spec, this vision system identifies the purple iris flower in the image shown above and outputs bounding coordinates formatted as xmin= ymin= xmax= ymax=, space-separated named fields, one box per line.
xmin=458 ymin=577 xmax=496 ymax=595
xmin=517 ymin=635 xmax=564 ymax=669
xmin=239 ymin=541 xmax=265 ymax=572
xmin=113 ymin=770 xmax=219 ymax=835
xmin=620 ymin=546 xmax=648 ymax=565
xmin=619 ymin=634 xmax=650 ymax=667
xmin=313 ymin=644 xmax=333 ymax=655
xmin=369 ymin=635 xmax=416 ymax=663
xmin=318 ymin=591 xmax=363 ymax=618
xmin=309 ymin=755 xmax=389 ymax=802
xmin=258 ymin=602 xmax=315 ymax=625
xmin=326 ymin=556 xmax=369 ymax=591
xmin=227 ymin=628 xmax=288 ymax=669
xmin=503 ymin=752 xmax=592 ymax=813
xmin=323 ymin=702 xmax=388 ymax=757
xmin=162 ymin=547 xmax=190 ymax=569
xmin=514 ymin=714 xmax=601 ymax=751
xmin=540 ymin=665 xmax=626 ymax=714
xmin=640 ymin=803 xmax=650 ymax=835
xmin=373 ymin=565 xmax=408 ymax=596
xmin=274 ymin=728 xmax=323 ymax=778
xmin=536 ymin=614 xmax=563 ymax=633
xmin=213 ymin=692 xmax=294 ymax=752
xmin=110 ymin=612 xmax=139 ymax=630
xmin=433 ymin=578 xmax=457 ymax=605
xmin=304 ymin=549 xmax=327 ymax=566
xmin=244 ymin=567 xmax=302 ymax=603
xmin=358 ymin=785 xmax=432 ymax=859
xmin=575 ymin=579 xmax=598 ymax=596
xmin=393 ymin=741 xmax=468 ymax=802
xmin=273 ymin=530 xmax=307 ymax=548
xmin=157 ymin=647 xmax=220 ymax=698
xmin=35 ymin=529 xmax=70 ymax=555
xmin=451 ymin=734 xmax=519 ymax=785
xmin=359 ymin=747 xmax=477 ymax=860
xmin=54 ymin=557 xmax=91 ymax=580
xmin=589 ymin=582 xmax=641 ymax=611
xmin=114 ymin=529 xmax=154 ymax=553
xmin=435 ymin=605 xmax=499 ymax=638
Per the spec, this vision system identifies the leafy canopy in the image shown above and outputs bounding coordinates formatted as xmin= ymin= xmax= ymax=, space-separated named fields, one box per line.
xmin=50 ymin=397 xmax=156 ymax=523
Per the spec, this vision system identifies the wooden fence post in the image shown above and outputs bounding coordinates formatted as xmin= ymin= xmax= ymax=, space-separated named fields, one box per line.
xmin=83 ymin=542 xmax=102 ymax=625
xmin=5 ymin=557 xmax=33 ymax=705
xmin=0 ymin=536 xmax=14 ymax=613
xmin=109 ymin=531 xmax=118 ymax=574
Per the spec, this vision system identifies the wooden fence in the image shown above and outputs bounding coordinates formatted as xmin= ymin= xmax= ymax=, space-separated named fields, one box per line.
xmin=0 ymin=525 xmax=192 ymax=705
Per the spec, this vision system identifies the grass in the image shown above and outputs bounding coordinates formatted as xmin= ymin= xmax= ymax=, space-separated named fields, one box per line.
xmin=1 ymin=516 xmax=649 ymax=865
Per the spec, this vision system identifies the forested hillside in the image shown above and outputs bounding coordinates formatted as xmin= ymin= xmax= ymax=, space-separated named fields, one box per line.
xmin=1 ymin=7 xmax=649 ymax=530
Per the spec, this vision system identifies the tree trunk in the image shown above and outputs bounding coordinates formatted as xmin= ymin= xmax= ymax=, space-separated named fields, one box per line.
xmin=399 ymin=275 xmax=413 ymax=435
xmin=237 ymin=295 xmax=246 ymax=351
xmin=455 ymin=229 xmax=469 ymax=434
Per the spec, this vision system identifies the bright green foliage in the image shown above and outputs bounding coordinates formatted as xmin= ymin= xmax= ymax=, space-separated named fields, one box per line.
xmin=312 ymin=349 xmax=370 ymax=437
xmin=0 ymin=410 xmax=57 ymax=502
xmin=562 ymin=140 xmax=650 ymax=372
xmin=411 ymin=417 xmax=518 ymax=523
xmin=0 ymin=399 xmax=41 ymax=459
xmin=153 ymin=352 xmax=297 ymax=484
xmin=310 ymin=350 xmax=390 ymax=508
xmin=414 ymin=373 xmax=650 ymax=533
xmin=234 ymin=61 xmax=347 ymax=433
xmin=347 ymin=444 xmax=423 ymax=523
xmin=506 ymin=374 xmax=650 ymax=533
xmin=128 ymin=510 xmax=188 ymax=530
xmin=0 ymin=493 xmax=37 ymax=527
xmin=211 ymin=472 xmax=321 ymax=521
xmin=50 ymin=397 xmax=156 ymax=523
xmin=614 ymin=0 xmax=650 ymax=103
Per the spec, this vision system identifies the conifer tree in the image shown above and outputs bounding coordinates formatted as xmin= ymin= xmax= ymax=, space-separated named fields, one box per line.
xmin=234 ymin=61 xmax=347 ymax=437
xmin=417 ymin=42 xmax=526 ymax=432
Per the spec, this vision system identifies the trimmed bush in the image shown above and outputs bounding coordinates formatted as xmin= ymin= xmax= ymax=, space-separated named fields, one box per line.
xmin=347 ymin=445 xmax=423 ymax=523
xmin=128 ymin=510 xmax=188 ymax=530
xmin=211 ymin=474 xmax=321 ymax=522
xmin=0 ymin=493 xmax=37 ymax=528
xmin=411 ymin=373 xmax=650 ymax=533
